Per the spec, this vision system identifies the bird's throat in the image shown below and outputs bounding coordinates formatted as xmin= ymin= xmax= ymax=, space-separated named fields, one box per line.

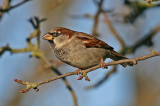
xmin=48 ymin=40 xmax=55 ymax=49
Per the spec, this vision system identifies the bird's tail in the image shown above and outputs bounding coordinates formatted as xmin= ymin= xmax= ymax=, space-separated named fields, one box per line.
xmin=109 ymin=50 xmax=133 ymax=67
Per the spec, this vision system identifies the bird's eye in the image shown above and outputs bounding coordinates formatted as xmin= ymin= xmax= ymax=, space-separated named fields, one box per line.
xmin=49 ymin=31 xmax=61 ymax=37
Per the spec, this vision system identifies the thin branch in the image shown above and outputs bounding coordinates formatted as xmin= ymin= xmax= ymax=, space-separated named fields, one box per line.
xmin=0 ymin=17 xmax=45 ymax=58
xmin=122 ymin=25 xmax=160 ymax=55
xmin=0 ymin=0 xmax=32 ymax=20
xmin=103 ymin=13 xmax=126 ymax=47
xmin=0 ymin=0 xmax=31 ymax=12
xmin=14 ymin=49 xmax=160 ymax=92
xmin=28 ymin=17 xmax=46 ymax=49
xmin=92 ymin=0 xmax=104 ymax=36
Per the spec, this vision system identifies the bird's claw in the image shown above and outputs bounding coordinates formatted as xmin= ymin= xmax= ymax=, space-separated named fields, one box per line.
xmin=75 ymin=69 xmax=90 ymax=81
xmin=100 ymin=58 xmax=108 ymax=69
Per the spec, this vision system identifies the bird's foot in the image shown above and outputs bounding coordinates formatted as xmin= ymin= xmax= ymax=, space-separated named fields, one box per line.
xmin=100 ymin=58 xmax=108 ymax=69
xmin=75 ymin=69 xmax=90 ymax=81
xmin=75 ymin=69 xmax=83 ymax=76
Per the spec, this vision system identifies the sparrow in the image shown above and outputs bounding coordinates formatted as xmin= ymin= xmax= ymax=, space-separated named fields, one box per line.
xmin=42 ymin=27 xmax=133 ymax=70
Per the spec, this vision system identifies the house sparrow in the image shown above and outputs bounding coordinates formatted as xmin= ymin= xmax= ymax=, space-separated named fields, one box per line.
xmin=42 ymin=27 xmax=133 ymax=70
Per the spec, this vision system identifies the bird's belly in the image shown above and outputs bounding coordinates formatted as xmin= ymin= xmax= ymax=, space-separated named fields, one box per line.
xmin=54 ymin=47 xmax=107 ymax=69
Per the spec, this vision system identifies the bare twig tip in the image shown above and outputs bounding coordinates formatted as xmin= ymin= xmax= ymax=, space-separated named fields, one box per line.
xmin=149 ymin=49 xmax=156 ymax=54
xmin=14 ymin=79 xmax=24 ymax=84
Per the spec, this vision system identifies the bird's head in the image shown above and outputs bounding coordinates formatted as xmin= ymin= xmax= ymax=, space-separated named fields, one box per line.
xmin=42 ymin=27 xmax=75 ymax=48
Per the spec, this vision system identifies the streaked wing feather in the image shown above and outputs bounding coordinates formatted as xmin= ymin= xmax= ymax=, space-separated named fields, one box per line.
xmin=75 ymin=32 xmax=113 ymax=50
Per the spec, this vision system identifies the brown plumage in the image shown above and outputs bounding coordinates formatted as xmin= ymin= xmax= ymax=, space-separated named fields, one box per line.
xmin=42 ymin=27 xmax=133 ymax=69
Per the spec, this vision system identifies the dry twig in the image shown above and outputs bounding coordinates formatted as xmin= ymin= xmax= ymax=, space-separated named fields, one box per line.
xmin=0 ymin=0 xmax=31 ymax=19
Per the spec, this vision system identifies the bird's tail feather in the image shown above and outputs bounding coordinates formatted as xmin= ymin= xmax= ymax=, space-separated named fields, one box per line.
xmin=109 ymin=50 xmax=133 ymax=67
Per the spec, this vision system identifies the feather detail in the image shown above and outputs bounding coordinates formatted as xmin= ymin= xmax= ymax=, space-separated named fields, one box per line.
xmin=75 ymin=32 xmax=113 ymax=50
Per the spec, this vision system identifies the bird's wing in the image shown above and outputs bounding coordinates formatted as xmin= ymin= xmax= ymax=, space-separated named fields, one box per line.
xmin=75 ymin=32 xmax=114 ymax=50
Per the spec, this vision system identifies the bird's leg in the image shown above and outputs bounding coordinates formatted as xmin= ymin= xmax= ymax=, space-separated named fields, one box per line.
xmin=100 ymin=58 xmax=108 ymax=69
xmin=75 ymin=69 xmax=83 ymax=80
xmin=75 ymin=69 xmax=83 ymax=76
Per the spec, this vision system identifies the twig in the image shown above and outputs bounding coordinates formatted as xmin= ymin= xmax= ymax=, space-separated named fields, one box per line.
xmin=122 ymin=25 xmax=160 ymax=55
xmin=0 ymin=17 xmax=45 ymax=58
xmin=28 ymin=17 xmax=46 ymax=49
xmin=103 ymin=13 xmax=126 ymax=47
xmin=0 ymin=0 xmax=31 ymax=12
xmin=92 ymin=0 xmax=104 ymax=36
xmin=0 ymin=0 xmax=32 ymax=19
xmin=14 ymin=49 xmax=160 ymax=92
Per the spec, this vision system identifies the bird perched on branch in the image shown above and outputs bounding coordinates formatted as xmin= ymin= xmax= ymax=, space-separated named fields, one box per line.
xmin=42 ymin=27 xmax=133 ymax=73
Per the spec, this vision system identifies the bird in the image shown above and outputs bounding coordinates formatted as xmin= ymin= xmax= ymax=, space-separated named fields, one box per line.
xmin=42 ymin=27 xmax=133 ymax=72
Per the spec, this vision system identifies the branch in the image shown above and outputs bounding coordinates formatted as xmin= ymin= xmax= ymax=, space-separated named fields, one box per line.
xmin=0 ymin=0 xmax=31 ymax=12
xmin=0 ymin=17 xmax=46 ymax=57
xmin=103 ymin=13 xmax=126 ymax=47
xmin=92 ymin=0 xmax=104 ymax=36
xmin=122 ymin=25 xmax=160 ymax=55
xmin=0 ymin=0 xmax=32 ymax=20
xmin=14 ymin=49 xmax=160 ymax=92
xmin=92 ymin=0 xmax=113 ymax=36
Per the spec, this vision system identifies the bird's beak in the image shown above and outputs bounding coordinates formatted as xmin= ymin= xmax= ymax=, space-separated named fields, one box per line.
xmin=42 ymin=33 xmax=53 ymax=40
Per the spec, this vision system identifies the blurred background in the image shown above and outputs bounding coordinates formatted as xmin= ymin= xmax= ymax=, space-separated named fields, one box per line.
xmin=0 ymin=0 xmax=160 ymax=106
